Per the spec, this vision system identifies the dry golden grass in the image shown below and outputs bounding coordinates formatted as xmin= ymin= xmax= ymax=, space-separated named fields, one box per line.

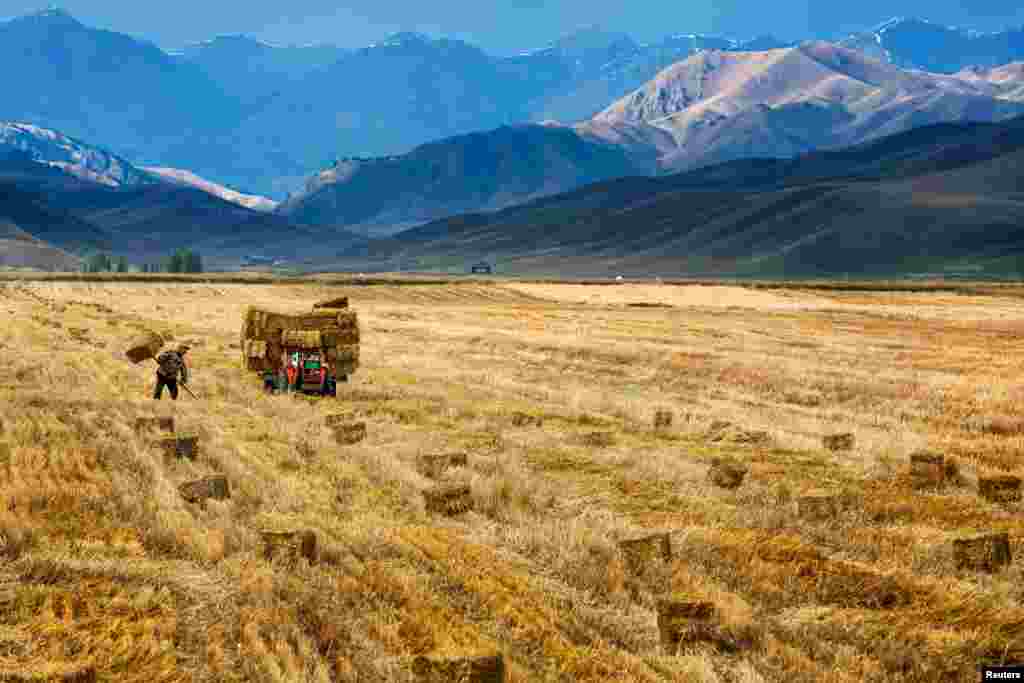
xmin=2 ymin=278 xmax=1024 ymax=681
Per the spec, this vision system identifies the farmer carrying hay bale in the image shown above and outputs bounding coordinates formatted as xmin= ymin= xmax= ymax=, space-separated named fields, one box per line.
xmin=125 ymin=332 xmax=200 ymax=400
xmin=154 ymin=344 xmax=191 ymax=400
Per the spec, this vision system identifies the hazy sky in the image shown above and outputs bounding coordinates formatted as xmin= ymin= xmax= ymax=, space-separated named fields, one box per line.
xmin=6 ymin=1 xmax=1024 ymax=54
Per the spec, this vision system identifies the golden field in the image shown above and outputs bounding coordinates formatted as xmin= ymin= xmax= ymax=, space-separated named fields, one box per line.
xmin=1 ymin=278 xmax=1024 ymax=682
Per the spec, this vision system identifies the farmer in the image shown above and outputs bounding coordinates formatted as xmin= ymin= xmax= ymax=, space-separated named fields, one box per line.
xmin=154 ymin=344 xmax=190 ymax=400
xmin=262 ymin=367 xmax=277 ymax=394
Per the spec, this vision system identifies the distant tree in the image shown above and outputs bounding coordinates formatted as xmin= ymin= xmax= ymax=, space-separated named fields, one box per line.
xmin=85 ymin=252 xmax=112 ymax=273
xmin=116 ymin=256 xmax=128 ymax=273
xmin=165 ymin=249 xmax=184 ymax=273
xmin=163 ymin=249 xmax=203 ymax=273
xmin=185 ymin=250 xmax=203 ymax=273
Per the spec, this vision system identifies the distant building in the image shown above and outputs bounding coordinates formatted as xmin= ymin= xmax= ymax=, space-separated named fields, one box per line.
xmin=470 ymin=261 xmax=493 ymax=274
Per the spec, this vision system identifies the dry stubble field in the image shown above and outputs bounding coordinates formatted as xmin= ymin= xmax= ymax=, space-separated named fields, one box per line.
xmin=1 ymin=279 xmax=1024 ymax=682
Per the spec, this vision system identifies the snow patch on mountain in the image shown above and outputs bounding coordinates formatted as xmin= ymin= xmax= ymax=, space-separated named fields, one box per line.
xmin=143 ymin=167 xmax=278 ymax=211
xmin=0 ymin=122 xmax=152 ymax=187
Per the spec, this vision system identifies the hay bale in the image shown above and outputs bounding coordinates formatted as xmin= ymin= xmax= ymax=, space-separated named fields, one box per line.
xmin=910 ymin=451 xmax=945 ymax=489
xmin=313 ymin=297 xmax=349 ymax=309
xmin=282 ymin=329 xmax=322 ymax=349
xmin=261 ymin=530 xmax=317 ymax=564
xmin=653 ymin=409 xmax=673 ymax=429
xmin=815 ymin=562 xmax=913 ymax=609
xmin=580 ymin=431 xmax=615 ymax=448
xmin=178 ymin=475 xmax=230 ymax=504
xmin=708 ymin=458 xmax=747 ymax=490
xmin=756 ymin=536 xmax=825 ymax=565
xmin=125 ymin=331 xmax=163 ymax=363
xmin=953 ymin=533 xmax=1011 ymax=572
xmin=331 ymin=421 xmax=367 ymax=445
xmin=797 ymin=494 xmax=841 ymax=521
xmin=944 ymin=457 xmax=962 ymax=485
xmin=243 ymin=307 xmax=269 ymax=339
xmin=135 ymin=416 xmax=174 ymax=433
xmin=511 ymin=411 xmax=543 ymax=428
xmin=424 ymin=484 xmax=472 ymax=516
xmin=710 ymin=426 xmax=771 ymax=445
xmin=323 ymin=329 xmax=360 ymax=346
xmin=325 ymin=413 xmax=357 ymax=428
xmin=245 ymin=339 xmax=268 ymax=358
xmin=978 ymin=475 xmax=1022 ymax=503
xmin=656 ymin=597 xmax=718 ymax=654
xmin=619 ymin=532 xmax=672 ymax=575
xmin=417 ymin=452 xmax=469 ymax=479
xmin=327 ymin=344 xmax=360 ymax=363
xmin=409 ymin=654 xmax=504 ymax=682
xmin=0 ymin=667 xmax=97 ymax=682
xmin=291 ymin=310 xmax=358 ymax=331
xmin=333 ymin=360 xmax=359 ymax=377
xmin=155 ymin=435 xmax=198 ymax=460
xmin=333 ymin=310 xmax=358 ymax=329
xmin=735 ymin=429 xmax=770 ymax=445
xmin=706 ymin=420 xmax=732 ymax=436
xmin=823 ymin=433 xmax=855 ymax=451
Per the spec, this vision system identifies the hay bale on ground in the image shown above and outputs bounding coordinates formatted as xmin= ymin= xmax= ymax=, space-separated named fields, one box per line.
xmin=261 ymin=530 xmax=317 ymax=564
xmin=815 ymin=561 xmax=913 ymax=609
xmin=135 ymin=416 xmax=174 ymax=433
xmin=705 ymin=422 xmax=771 ymax=445
xmin=0 ymin=667 xmax=97 ymax=682
xmin=657 ymin=597 xmax=747 ymax=654
xmin=756 ymin=536 xmax=825 ymax=565
xmin=424 ymin=484 xmax=472 ymax=516
xmin=823 ymin=433 xmax=855 ymax=451
xmin=179 ymin=475 xmax=230 ymax=504
xmin=619 ymin=532 xmax=672 ymax=575
xmin=580 ymin=431 xmax=615 ymax=448
xmin=910 ymin=451 xmax=945 ymax=489
xmin=708 ymin=458 xmax=747 ymax=490
xmin=797 ymin=494 xmax=841 ymax=521
xmin=313 ymin=297 xmax=349 ymax=309
xmin=417 ymin=452 xmax=468 ymax=479
xmin=511 ymin=411 xmax=543 ymax=428
xmin=125 ymin=331 xmax=163 ymax=363
xmin=944 ymin=457 xmax=962 ymax=485
xmin=331 ymin=421 xmax=367 ymax=445
xmin=409 ymin=654 xmax=504 ymax=682
xmin=978 ymin=475 xmax=1022 ymax=503
xmin=155 ymin=435 xmax=198 ymax=460
xmin=953 ymin=533 xmax=1011 ymax=572
xmin=325 ymin=413 xmax=357 ymax=428
xmin=706 ymin=420 xmax=732 ymax=437
xmin=653 ymin=409 xmax=673 ymax=429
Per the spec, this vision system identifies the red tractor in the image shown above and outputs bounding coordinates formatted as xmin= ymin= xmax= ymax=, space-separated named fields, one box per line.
xmin=280 ymin=350 xmax=345 ymax=396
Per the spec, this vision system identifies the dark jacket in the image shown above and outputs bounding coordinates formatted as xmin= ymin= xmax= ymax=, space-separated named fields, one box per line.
xmin=156 ymin=351 xmax=189 ymax=383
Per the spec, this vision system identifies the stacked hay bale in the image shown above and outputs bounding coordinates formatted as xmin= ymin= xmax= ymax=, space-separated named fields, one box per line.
xmin=125 ymin=331 xmax=164 ymax=363
xmin=240 ymin=301 xmax=360 ymax=377
xmin=303 ymin=308 xmax=360 ymax=377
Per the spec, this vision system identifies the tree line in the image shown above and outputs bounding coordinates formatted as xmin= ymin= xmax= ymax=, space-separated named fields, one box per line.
xmin=81 ymin=248 xmax=203 ymax=273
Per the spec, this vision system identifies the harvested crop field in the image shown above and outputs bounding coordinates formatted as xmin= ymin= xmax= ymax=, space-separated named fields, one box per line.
xmin=1 ymin=278 xmax=1023 ymax=681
